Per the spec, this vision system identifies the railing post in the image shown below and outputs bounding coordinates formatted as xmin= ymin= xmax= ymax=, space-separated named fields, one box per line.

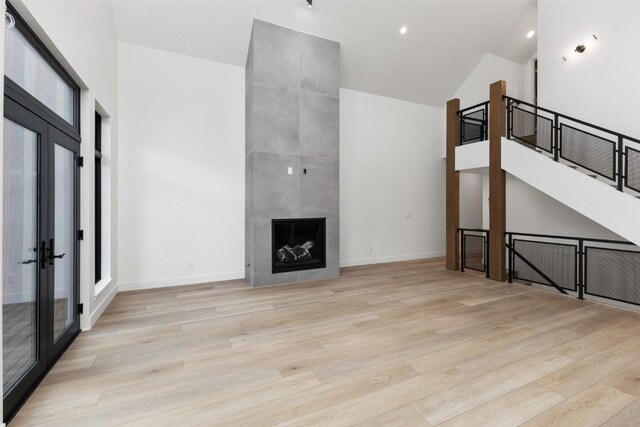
xmin=446 ymin=99 xmax=461 ymax=271
xmin=484 ymin=104 xmax=489 ymax=141
xmin=485 ymin=232 xmax=490 ymax=278
xmin=489 ymin=81 xmax=507 ymax=282
xmin=554 ymin=114 xmax=560 ymax=162
xmin=617 ymin=136 xmax=624 ymax=191
xmin=506 ymin=98 xmax=511 ymax=140
xmin=508 ymin=233 xmax=513 ymax=283
xmin=578 ymin=239 xmax=584 ymax=300
xmin=461 ymin=231 xmax=465 ymax=272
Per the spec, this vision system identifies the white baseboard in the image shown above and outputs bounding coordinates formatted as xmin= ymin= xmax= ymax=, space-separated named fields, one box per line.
xmin=340 ymin=251 xmax=445 ymax=268
xmin=118 ymin=271 xmax=245 ymax=292
xmin=89 ymin=280 xmax=119 ymax=329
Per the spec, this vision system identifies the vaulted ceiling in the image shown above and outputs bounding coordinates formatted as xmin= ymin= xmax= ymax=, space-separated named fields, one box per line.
xmin=111 ymin=0 xmax=537 ymax=107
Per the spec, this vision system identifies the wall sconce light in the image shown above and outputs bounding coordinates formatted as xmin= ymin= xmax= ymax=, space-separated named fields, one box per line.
xmin=562 ymin=35 xmax=598 ymax=62
xmin=307 ymin=0 xmax=312 ymax=7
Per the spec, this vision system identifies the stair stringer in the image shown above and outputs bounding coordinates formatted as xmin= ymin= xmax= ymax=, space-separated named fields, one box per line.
xmin=501 ymin=138 xmax=640 ymax=246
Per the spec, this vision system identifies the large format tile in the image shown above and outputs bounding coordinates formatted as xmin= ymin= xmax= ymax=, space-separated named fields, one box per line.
xmin=251 ymin=152 xmax=300 ymax=221
xmin=300 ymin=155 xmax=339 ymax=219
xmin=248 ymin=84 xmax=299 ymax=155
xmin=300 ymin=91 xmax=339 ymax=158
xmin=251 ymin=20 xmax=300 ymax=90
xmin=299 ymin=33 xmax=340 ymax=96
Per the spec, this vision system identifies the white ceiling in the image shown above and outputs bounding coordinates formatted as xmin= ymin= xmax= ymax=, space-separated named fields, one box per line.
xmin=111 ymin=0 xmax=537 ymax=107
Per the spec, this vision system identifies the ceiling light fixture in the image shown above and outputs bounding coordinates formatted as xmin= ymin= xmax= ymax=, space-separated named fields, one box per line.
xmin=307 ymin=0 xmax=312 ymax=7
xmin=399 ymin=26 xmax=408 ymax=35
xmin=563 ymin=34 xmax=598 ymax=62
xmin=526 ymin=30 xmax=535 ymax=39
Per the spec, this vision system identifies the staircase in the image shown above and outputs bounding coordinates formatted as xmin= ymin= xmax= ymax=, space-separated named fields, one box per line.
xmin=456 ymin=96 xmax=640 ymax=247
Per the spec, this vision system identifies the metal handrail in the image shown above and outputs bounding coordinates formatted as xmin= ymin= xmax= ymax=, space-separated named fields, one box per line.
xmin=503 ymin=231 xmax=634 ymax=246
xmin=505 ymin=231 xmax=638 ymax=301
xmin=504 ymin=96 xmax=640 ymax=193
xmin=457 ymin=100 xmax=489 ymax=116
xmin=504 ymin=96 xmax=640 ymax=144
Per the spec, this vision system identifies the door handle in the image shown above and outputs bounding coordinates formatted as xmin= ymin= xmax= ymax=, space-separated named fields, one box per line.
xmin=48 ymin=238 xmax=65 ymax=265
xmin=21 ymin=259 xmax=37 ymax=265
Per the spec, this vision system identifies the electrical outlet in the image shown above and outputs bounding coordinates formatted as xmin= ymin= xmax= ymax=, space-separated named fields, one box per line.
xmin=369 ymin=247 xmax=373 ymax=254
xmin=287 ymin=167 xmax=293 ymax=175
xmin=187 ymin=261 xmax=194 ymax=269
xmin=404 ymin=213 xmax=413 ymax=219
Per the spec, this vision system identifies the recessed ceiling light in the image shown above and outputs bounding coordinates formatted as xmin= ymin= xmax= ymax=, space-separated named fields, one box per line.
xmin=526 ymin=30 xmax=535 ymax=39
xmin=400 ymin=26 xmax=408 ymax=35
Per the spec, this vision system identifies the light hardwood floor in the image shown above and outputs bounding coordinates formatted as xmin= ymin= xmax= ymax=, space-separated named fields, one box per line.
xmin=11 ymin=258 xmax=640 ymax=426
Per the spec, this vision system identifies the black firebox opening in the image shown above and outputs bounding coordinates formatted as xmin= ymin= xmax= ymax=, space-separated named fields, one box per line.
xmin=272 ymin=218 xmax=326 ymax=274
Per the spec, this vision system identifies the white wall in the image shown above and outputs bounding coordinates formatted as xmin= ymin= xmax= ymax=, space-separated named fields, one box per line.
xmin=118 ymin=44 xmax=449 ymax=287
xmin=538 ymin=0 xmax=640 ymax=138
xmin=117 ymin=43 xmax=245 ymax=291
xmin=449 ymin=52 xmax=527 ymax=228
xmin=340 ymin=89 xmax=445 ymax=266
xmin=453 ymin=52 xmax=526 ymax=111
xmin=10 ymin=0 xmax=119 ymax=329
xmin=481 ymin=174 xmax=622 ymax=240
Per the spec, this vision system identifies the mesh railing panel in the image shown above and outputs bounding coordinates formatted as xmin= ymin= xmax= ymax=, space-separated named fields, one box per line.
xmin=463 ymin=234 xmax=485 ymax=272
xmin=513 ymin=239 xmax=577 ymax=290
xmin=585 ymin=247 xmax=640 ymax=305
xmin=560 ymin=124 xmax=615 ymax=180
xmin=625 ymin=146 xmax=640 ymax=192
xmin=461 ymin=109 xmax=486 ymax=145
xmin=511 ymin=107 xmax=553 ymax=153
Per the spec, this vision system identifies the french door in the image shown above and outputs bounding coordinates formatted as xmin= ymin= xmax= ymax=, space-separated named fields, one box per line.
xmin=3 ymin=96 xmax=80 ymax=420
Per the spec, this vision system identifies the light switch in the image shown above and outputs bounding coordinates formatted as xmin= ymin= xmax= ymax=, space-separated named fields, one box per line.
xmin=288 ymin=167 xmax=293 ymax=175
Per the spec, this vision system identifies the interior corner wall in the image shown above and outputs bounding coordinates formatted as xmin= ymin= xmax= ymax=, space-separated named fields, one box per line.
xmin=452 ymin=53 xmax=526 ymax=112
xmin=340 ymin=89 xmax=445 ymax=266
xmin=11 ymin=0 xmax=119 ymax=330
xmin=538 ymin=0 xmax=640 ymax=138
xmin=117 ymin=42 xmax=245 ymax=291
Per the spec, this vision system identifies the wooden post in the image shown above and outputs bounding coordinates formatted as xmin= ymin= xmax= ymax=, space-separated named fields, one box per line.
xmin=489 ymin=81 xmax=506 ymax=281
xmin=446 ymin=98 xmax=460 ymax=271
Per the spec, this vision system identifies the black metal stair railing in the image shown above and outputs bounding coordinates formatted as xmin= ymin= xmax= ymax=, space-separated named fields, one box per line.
xmin=458 ymin=228 xmax=489 ymax=277
xmin=455 ymin=97 xmax=640 ymax=195
xmin=505 ymin=231 xmax=640 ymax=306
xmin=504 ymin=96 xmax=640 ymax=194
xmin=458 ymin=228 xmax=640 ymax=307
xmin=457 ymin=101 xmax=488 ymax=145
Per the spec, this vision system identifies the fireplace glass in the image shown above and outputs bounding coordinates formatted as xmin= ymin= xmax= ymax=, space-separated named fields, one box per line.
xmin=272 ymin=218 xmax=326 ymax=274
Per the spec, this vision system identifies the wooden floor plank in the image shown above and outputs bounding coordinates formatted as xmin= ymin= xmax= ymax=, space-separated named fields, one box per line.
xmin=9 ymin=258 xmax=640 ymax=426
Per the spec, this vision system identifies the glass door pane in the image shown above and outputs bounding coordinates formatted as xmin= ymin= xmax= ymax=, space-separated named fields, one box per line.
xmin=2 ymin=119 xmax=38 ymax=393
xmin=4 ymin=24 xmax=75 ymax=125
xmin=52 ymin=144 xmax=75 ymax=340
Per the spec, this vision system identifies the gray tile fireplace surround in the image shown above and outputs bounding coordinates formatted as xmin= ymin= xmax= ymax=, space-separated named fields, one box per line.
xmin=245 ymin=20 xmax=340 ymax=287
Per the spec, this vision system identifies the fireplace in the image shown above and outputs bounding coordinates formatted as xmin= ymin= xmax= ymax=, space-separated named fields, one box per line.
xmin=272 ymin=218 xmax=326 ymax=274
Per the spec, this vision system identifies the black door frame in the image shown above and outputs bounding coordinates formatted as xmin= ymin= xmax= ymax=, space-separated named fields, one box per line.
xmin=3 ymin=1 xmax=82 ymax=422
xmin=3 ymin=94 xmax=82 ymax=425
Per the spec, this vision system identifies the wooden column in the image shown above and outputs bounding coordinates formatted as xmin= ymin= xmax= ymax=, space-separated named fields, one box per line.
xmin=489 ymin=81 xmax=506 ymax=281
xmin=446 ymin=98 xmax=460 ymax=271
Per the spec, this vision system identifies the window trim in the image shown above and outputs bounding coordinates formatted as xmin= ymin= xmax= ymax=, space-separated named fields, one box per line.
xmin=94 ymin=111 xmax=102 ymax=284
xmin=4 ymin=1 xmax=81 ymax=141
